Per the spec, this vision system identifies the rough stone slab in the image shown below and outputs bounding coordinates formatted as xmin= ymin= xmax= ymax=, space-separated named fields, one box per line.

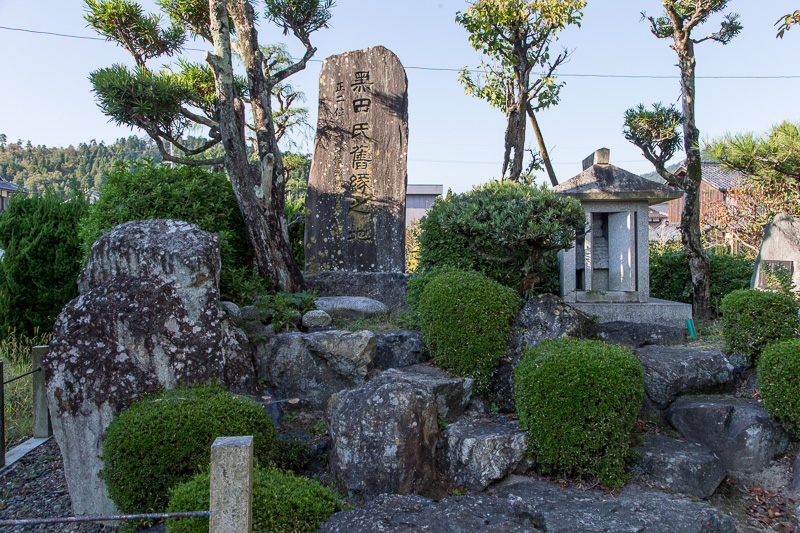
xmin=315 ymin=296 xmax=388 ymax=320
xmin=326 ymin=365 xmax=472 ymax=498
xmin=598 ymin=321 xmax=686 ymax=349
xmin=319 ymin=493 xmax=534 ymax=532
xmin=320 ymin=478 xmax=736 ymax=533
xmin=209 ymin=436 xmax=253 ymax=533
xmin=440 ymin=415 xmax=532 ymax=491
xmin=304 ymin=271 xmax=410 ymax=311
xmin=495 ymin=477 xmax=736 ymax=533
xmin=633 ymin=435 xmax=726 ymax=499
xmin=636 ymin=347 xmax=736 ymax=412
xmin=254 ymin=330 xmax=376 ymax=409
xmin=668 ymin=397 xmax=791 ymax=473
xmin=305 ymin=46 xmax=408 ymax=274
xmin=374 ymin=330 xmax=428 ymax=370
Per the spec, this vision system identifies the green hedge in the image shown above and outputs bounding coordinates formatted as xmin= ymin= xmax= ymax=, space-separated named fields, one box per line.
xmin=80 ymin=160 xmax=267 ymax=304
xmin=101 ymin=384 xmax=282 ymax=514
xmin=417 ymin=269 xmax=520 ymax=392
xmin=416 ymin=181 xmax=584 ymax=295
xmin=0 ymin=189 xmax=89 ymax=336
xmin=720 ymin=289 xmax=798 ymax=361
xmin=759 ymin=339 xmax=800 ymax=439
xmin=514 ymin=339 xmax=644 ymax=488
xmin=649 ymin=242 xmax=754 ymax=315
xmin=166 ymin=467 xmax=343 ymax=533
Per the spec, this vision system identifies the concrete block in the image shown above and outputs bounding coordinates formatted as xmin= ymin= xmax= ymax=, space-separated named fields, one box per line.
xmin=210 ymin=436 xmax=253 ymax=533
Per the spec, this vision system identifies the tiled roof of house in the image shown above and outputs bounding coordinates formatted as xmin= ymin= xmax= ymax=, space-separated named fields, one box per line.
xmin=699 ymin=160 xmax=742 ymax=191
xmin=674 ymin=159 xmax=744 ymax=192
xmin=0 ymin=178 xmax=19 ymax=192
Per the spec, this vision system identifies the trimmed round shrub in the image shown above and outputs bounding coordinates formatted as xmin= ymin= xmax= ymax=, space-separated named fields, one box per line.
xmin=102 ymin=384 xmax=282 ymax=514
xmin=514 ymin=339 xmax=644 ymax=488
xmin=417 ymin=181 xmax=584 ymax=295
xmin=166 ymin=466 xmax=344 ymax=533
xmin=759 ymin=339 xmax=800 ymax=438
xmin=80 ymin=160 xmax=268 ymax=303
xmin=720 ymin=289 xmax=798 ymax=361
xmin=649 ymin=242 xmax=754 ymax=316
xmin=417 ymin=269 xmax=520 ymax=391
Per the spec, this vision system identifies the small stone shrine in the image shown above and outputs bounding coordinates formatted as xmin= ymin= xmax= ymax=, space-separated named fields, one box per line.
xmin=554 ymin=149 xmax=692 ymax=327
xmin=751 ymin=213 xmax=800 ymax=292
xmin=305 ymin=46 xmax=409 ymax=273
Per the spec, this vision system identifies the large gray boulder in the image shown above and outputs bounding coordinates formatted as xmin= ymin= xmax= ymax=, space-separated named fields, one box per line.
xmin=440 ymin=415 xmax=533 ymax=491
xmin=636 ymin=347 xmax=737 ymax=412
xmin=253 ymin=330 xmax=375 ymax=409
xmin=633 ymin=435 xmax=726 ymax=499
xmin=374 ymin=330 xmax=428 ymax=370
xmin=751 ymin=213 xmax=800 ymax=291
xmin=320 ymin=477 xmax=736 ymax=533
xmin=45 ymin=219 xmax=253 ymax=518
xmin=327 ymin=365 xmax=472 ymax=499
xmin=668 ymin=397 xmax=791 ymax=473
xmin=489 ymin=294 xmax=598 ymax=412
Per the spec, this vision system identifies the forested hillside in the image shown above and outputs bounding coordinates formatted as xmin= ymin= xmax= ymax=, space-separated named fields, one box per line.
xmin=0 ymin=136 xmax=310 ymax=196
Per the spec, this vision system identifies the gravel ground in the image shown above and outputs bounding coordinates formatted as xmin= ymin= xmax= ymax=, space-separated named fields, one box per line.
xmin=0 ymin=439 xmax=114 ymax=532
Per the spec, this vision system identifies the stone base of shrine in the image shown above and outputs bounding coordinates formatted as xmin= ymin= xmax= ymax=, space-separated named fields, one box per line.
xmin=571 ymin=298 xmax=692 ymax=329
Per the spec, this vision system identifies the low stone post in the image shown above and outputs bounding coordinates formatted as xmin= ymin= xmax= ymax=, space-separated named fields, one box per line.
xmin=210 ymin=436 xmax=253 ymax=533
xmin=31 ymin=346 xmax=52 ymax=439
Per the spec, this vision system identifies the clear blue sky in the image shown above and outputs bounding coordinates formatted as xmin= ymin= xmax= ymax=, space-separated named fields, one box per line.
xmin=0 ymin=1 xmax=798 ymax=192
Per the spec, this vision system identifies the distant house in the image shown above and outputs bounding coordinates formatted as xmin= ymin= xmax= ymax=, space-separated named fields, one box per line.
xmin=406 ymin=184 xmax=443 ymax=226
xmin=0 ymin=177 xmax=20 ymax=213
xmin=649 ymin=160 xmax=743 ymax=224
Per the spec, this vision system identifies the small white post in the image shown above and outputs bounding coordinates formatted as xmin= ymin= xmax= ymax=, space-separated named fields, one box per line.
xmin=209 ymin=436 xmax=253 ymax=533
xmin=31 ymin=346 xmax=52 ymax=438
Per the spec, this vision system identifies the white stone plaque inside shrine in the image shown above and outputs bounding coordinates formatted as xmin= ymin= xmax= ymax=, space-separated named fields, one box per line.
xmin=305 ymin=46 xmax=408 ymax=273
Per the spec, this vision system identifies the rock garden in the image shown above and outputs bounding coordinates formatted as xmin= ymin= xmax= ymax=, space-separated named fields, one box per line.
xmin=17 ymin=207 xmax=796 ymax=533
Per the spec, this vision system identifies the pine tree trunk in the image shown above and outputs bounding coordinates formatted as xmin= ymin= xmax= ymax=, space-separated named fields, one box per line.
xmin=677 ymin=38 xmax=711 ymax=319
xmin=207 ymin=0 xmax=303 ymax=293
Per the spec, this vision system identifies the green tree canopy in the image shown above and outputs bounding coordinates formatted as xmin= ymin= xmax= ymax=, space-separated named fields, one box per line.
xmin=456 ymin=0 xmax=585 ymax=184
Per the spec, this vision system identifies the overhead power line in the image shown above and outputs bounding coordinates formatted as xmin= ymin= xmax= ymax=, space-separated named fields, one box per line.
xmin=2 ymin=24 xmax=799 ymax=80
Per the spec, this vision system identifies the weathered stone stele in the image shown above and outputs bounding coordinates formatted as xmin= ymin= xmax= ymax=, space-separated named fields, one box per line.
xmin=305 ymin=46 xmax=408 ymax=273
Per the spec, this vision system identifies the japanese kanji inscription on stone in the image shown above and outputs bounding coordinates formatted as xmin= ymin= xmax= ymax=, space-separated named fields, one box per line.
xmin=305 ymin=46 xmax=409 ymax=273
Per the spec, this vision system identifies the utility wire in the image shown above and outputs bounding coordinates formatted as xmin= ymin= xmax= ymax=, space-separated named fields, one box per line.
xmin=2 ymin=24 xmax=799 ymax=80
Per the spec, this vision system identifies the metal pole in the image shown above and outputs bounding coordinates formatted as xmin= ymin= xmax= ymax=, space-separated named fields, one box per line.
xmin=31 ymin=346 xmax=51 ymax=438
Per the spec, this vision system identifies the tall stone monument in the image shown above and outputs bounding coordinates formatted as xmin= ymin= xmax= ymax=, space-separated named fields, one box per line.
xmin=305 ymin=46 xmax=409 ymax=273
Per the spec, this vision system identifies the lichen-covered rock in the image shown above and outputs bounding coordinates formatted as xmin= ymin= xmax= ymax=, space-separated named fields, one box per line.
xmin=374 ymin=330 xmax=428 ymax=370
xmin=633 ymin=435 xmax=726 ymax=499
xmin=315 ymin=296 xmax=388 ymax=320
xmin=489 ymin=294 xmax=598 ymax=412
xmin=254 ymin=330 xmax=376 ymax=409
xmin=320 ymin=477 xmax=736 ymax=533
xmin=45 ymin=219 xmax=254 ymax=518
xmin=636 ymin=347 xmax=736 ymax=412
xmin=327 ymin=365 xmax=472 ymax=498
xmin=440 ymin=415 xmax=533 ymax=491
xmin=598 ymin=321 xmax=686 ymax=349
xmin=668 ymin=397 xmax=791 ymax=473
